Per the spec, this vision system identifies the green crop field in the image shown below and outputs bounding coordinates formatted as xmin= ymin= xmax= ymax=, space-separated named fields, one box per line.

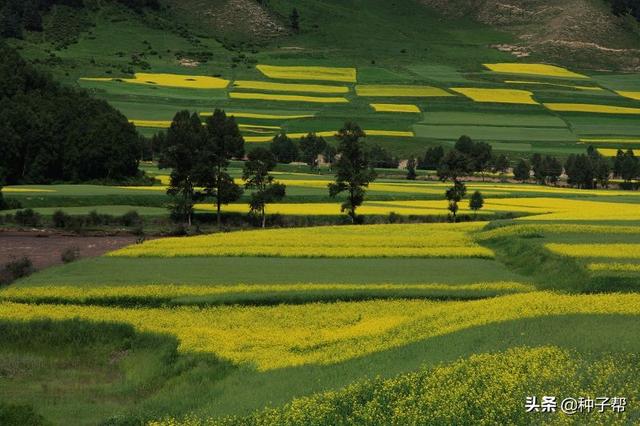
xmin=2 ymin=0 xmax=640 ymax=424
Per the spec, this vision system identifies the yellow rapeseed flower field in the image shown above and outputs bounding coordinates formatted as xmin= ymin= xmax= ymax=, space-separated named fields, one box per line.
xmin=256 ymin=65 xmax=357 ymax=83
xmin=1 ymin=187 xmax=56 ymax=193
xmin=598 ymin=148 xmax=636 ymax=157
xmin=0 ymin=282 xmax=534 ymax=304
xmin=587 ymin=263 xmax=640 ymax=273
xmin=504 ymin=80 xmax=603 ymax=91
xmin=2 ymin=292 xmax=640 ymax=370
xmin=546 ymin=243 xmax=640 ymax=259
xmin=616 ymin=91 xmax=640 ymax=101
xmin=233 ymin=80 xmax=348 ymax=94
xmin=244 ymin=129 xmax=414 ymax=142
xmin=82 ymin=73 xmax=230 ymax=89
xmin=229 ymin=92 xmax=349 ymax=103
xmin=451 ymin=88 xmax=538 ymax=105
xmin=544 ymin=103 xmax=640 ymax=115
xmin=370 ymin=103 xmax=421 ymax=113
xmin=130 ymin=120 xmax=172 ymax=128
xmin=484 ymin=63 xmax=589 ymax=79
xmin=109 ymin=223 xmax=494 ymax=259
xmin=356 ymin=85 xmax=451 ymax=97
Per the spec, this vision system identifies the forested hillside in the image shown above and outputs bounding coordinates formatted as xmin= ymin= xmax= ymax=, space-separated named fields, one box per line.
xmin=0 ymin=42 xmax=141 ymax=184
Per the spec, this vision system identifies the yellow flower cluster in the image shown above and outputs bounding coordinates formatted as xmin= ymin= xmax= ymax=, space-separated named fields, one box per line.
xmin=598 ymin=148 xmax=635 ymax=157
xmin=109 ymin=223 xmax=494 ymax=259
xmin=0 ymin=282 xmax=534 ymax=304
xmin=233 ymin=80 xmax=348 ymax=94
xmin=1 ymin=187 xmax=56 ymax=193
xmin=477 ymin=224 xmax=640 ymax=241
xmin=229 ymin=92 xmax=349 ymax=103
xmin=356 ymin=85 xmax=451 ymax=97
xmin=82 ymin=73 xmax=230 ymax=89
xmin=451 ymin=88 xmax=538 ymax=105
xmin=256 ymin=65 xmax=357 ymax=83
xmin=2 ymin=292 xmax=640 ymax=371
xmin=370 ymin=103 xmax=421 ymax=113
xmin=484 ymin=63 xmax=589 ymax=79
xmin=544 ymin=103 xmax=640 ymax=115
xmin=546 ymin=243 xmax=640 ymax=259
xmin=616 ymin=91 xmax=640 ymax=101
xmin=587 ymin=263 xmax=640 ymax=273
xmin=192 ymin=347 xmax=638 ymax=426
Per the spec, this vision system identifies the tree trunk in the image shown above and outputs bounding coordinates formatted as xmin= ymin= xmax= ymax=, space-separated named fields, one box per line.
xmin=261 ymin=207 xmax=266 ymax=228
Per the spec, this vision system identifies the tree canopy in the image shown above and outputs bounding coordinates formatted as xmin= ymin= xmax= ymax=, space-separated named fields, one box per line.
xmin=0 ymin=43 xmax=141 ymax=184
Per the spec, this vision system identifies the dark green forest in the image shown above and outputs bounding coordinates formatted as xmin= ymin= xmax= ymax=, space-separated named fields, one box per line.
xmin=0 ymin=42 xmax=142 ymax=184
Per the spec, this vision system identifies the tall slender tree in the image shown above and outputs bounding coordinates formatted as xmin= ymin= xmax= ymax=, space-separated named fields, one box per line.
xmin=243 ymin=148 xmax=286 ymax=228
xmin=201 ymin=109 xmax=245 ymax=228
xmin=328 ymin=122 xmax=376 ymax=223
xmin=159 ymin=111 xmax=205 ymax=226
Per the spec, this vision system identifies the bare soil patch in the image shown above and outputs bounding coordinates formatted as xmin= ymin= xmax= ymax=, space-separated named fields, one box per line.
xmin=0 ymin=230 xmax=137 ymax=271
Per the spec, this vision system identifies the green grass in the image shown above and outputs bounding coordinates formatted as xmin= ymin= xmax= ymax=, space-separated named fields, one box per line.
xmin=16 ymin=257 xmax=525 ymax=287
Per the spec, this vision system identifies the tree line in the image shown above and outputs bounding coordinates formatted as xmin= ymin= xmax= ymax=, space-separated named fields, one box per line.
xmin=0 ymin=42 xmax=142 ymax=184
xmin=158 ymin=112 xmax=380 ymax=227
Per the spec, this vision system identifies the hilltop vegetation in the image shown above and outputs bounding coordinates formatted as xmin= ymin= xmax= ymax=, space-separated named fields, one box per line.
xmin=0 ymin=43 xmax=141 ymax=184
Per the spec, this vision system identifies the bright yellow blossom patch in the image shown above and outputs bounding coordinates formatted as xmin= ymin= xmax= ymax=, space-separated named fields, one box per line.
xmin=2 ymin=292 xmax=640 ymax=370
xmin=110 ymin=223 xmax=493 ymax=259
xmin=82 ymin=73 xmax=230 ymax=89
xmin=356 ymin=85 xmax=451 ymax=97
xmin=1 ymin=187 xmax=56 ymax=193
xmin=616 ymin=91 xmax=640 ymax=101
xmin=546 ymin=243 xmax=640 ymax=259
xmin=256 ymin=65 xmax=357 ymax=83
xmin=233 ymin=80 xmax=348 ymax=94
xmin=451 ymin=88 xmax=538 ymax=105
xmin=229 ymin=92 xmax=349 ymax=103
xmin=484 ymin=63 xmax=588 ymax=79
xmin=544 ymin=103 xmax=640 ymax=115
xmin=597 ymin=148 xmax=635 ymax=157
xmin=587 ymin=263 xmax=640 ymax=273
xmin=370 ymin=103 xmax=421 ymax=113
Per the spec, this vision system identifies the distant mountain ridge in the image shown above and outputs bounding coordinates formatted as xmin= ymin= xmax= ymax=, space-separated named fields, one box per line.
xmin=420 ymin=0 xmax=640 ymax=70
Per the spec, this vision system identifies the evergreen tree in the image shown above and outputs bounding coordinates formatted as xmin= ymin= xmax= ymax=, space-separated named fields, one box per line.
xmin=595 ymin=156 xmax=612 ymax=188
xmin=328 ymin=122 xmax=376 ymax=223
xmin=243 ymin=147 xmax=286 ymax=228
xmin=471 ymin=141 xmax=493 ymax=180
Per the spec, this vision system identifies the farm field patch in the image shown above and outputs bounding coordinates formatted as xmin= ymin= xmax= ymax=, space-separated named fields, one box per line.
xmin=484 ymin=63 xmax=589 ymax=79
xmin=256 ymin=65 xmax=357 ymax=83
xmin=451 ymin=88 xmax=538 ymax=105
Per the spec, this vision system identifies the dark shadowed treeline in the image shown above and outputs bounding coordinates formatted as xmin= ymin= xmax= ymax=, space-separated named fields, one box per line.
xmin=0 ymin=43 xmax=141 ymax=184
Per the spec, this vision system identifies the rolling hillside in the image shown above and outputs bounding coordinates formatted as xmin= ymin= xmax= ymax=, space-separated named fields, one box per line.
xmin=3 ymin=0 xmax=640 ymax=161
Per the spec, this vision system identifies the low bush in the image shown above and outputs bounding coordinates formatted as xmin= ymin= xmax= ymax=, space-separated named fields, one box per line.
xmin=61 ymin=247 xmax=80 ymax=264
xmin=0 ymin=257 xmax=34 ymax=286
xmin=14 ymin=209 xmax=41 ymax=227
